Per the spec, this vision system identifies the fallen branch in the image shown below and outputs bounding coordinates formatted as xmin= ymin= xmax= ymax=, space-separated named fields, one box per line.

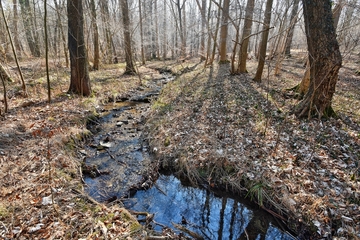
xmin=71 ymin=188 xmax=100 ymax=205
xmin=171 ymin=222 xmax=204 ymax=240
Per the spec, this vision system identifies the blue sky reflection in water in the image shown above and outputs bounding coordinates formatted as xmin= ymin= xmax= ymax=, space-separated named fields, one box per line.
xmin=127 ymin=175 xmax=294 ymax=240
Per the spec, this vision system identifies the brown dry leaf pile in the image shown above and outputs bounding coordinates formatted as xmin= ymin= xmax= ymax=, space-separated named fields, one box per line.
xmin=146 ymin=55 xmax=360 ymax=239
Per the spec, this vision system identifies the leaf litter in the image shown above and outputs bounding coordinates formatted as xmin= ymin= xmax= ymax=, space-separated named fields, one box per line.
xmin=145 ymin=55 xmax=360 ymax=239
xmin=0 ymin=62 xmax=170 ymax=239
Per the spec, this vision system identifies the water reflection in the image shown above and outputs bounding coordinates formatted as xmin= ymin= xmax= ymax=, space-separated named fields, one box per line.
xmin=127 ymin=175 xmax=294 ymax=240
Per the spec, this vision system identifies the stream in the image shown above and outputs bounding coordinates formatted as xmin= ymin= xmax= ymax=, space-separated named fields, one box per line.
xmin=83 ymin=75 xmax=296 ymax=239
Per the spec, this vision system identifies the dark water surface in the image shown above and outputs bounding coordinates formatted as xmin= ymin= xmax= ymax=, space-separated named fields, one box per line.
xmin=126 ymin=175 xmax=295 ymax=240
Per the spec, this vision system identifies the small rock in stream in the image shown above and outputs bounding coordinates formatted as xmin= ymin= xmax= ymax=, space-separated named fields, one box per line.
xmin=120 ymin=119 xmax=129 ymax=124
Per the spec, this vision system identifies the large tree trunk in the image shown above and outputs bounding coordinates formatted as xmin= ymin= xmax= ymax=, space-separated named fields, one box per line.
xmin=120 ymin=0 xmax=136 ymax=74
xmin=219 ymin=0 xmax=230 ymax=63
xmin=253 ymin=0 xmax=274 ymax=82
xmin=237 ymin=0 xmax=255 ymax=73
xmin=67 ymin=0 xmax=91 ymax=96
xmin=295 ymin=0 xmax=342 ymax=118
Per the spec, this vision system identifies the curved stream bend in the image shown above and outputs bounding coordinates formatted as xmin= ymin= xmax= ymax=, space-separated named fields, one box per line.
xmin=83 ymin=74 xmax=296 ymax=239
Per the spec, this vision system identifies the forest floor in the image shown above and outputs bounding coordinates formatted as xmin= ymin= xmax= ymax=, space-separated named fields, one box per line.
xmin=0 ymin=51 xmax=358 ymax=239
xmin=145 ymin=51 xmax=360 ymax=239
xmin=0 ymin=61 xmax=169 ymax=239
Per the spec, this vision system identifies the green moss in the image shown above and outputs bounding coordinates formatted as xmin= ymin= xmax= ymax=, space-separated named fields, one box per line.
xmin=152 ymin=101 xmax=172 ymax=114
xmin=120 ymin=210 xmax=142 ymax=233
xmin=164 ymin=137 xmax=171 ymax=147
xmin=75 ymin=198 xmax=91 ymax=212
xmin=0 ymin=204 xmax=9 ymax=219
xmin=56 ymin=169 xmax=75 ymax=181
xmin=97 ymin=212 xmax=115 ymax=223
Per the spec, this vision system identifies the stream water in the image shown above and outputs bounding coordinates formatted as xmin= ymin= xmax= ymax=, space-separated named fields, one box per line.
xmin=83 ymin=76 xmax=296 ymax=239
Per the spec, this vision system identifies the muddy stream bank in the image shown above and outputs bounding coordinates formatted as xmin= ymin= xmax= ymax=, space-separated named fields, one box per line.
xmin=82 ymin=74 xmax=296 ymax=239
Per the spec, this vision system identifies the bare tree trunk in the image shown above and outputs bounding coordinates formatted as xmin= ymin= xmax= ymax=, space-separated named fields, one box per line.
xmin=176 ymin=0 xmax=186 ymax=58
xmin=100 ymin=1 xmax=116 ymax=63
xmin=138 ymin=0 xmax=146 ymax=64
xmin=155 ymin=0 xmax=160 ymax=59
xmin=182 ymin=1 xmax=187 ymax=57
xmin=237 ymin=0 xmax=255 ymax=73
xmin=0 ymin=0 xmax=27 ymax=97
xmin=294 ymin=1 xmax=343 ymax=96
xmin=253 ymin=0 xmax=274 ymax=82
xmin=54 ymin=0 xmax=69 ymax=68
xmin=332 ymin=0 xmax=344 ymax=30
xmin=44 ymin=0 xmax=51 ymax=103
xmin=120 ymin=0 xmax=136 ymax=74
xmin=284 ymin=0 xmax=300 ymax=56
xmin=295 ymin=0 xmax=342 ymax=119
xmin=0 ymin=68 xmax=8 ymax=113
xmin=67 ymin=0 xmax=91 ymax=96
xmin=149 ymin=1 xmax=156 ymax=59
xmin=338 ymin=0 xmax=357 ymax=47
xmin=219 ymin=0 xmax=230 ymax=63
xmin=204 ymin=0 xmax=213 ymax=66
xmin=210 ymin=0 xmax=222 ymax=65
xmin=32 ymin=0 xmax=41 ymax=56
xmin=89 ymin=0 xmax=99 ymax=70
xmin=19 ymin=0 xmax=40 ymax=57
xmin=162 ymin=0 xmax=167 ymax=60
xmin=197 ymin=0 xmax=206 ymax=61
xmin=13 ymin=0 xmax=22 ymax=57
xmin=0 ymin=63 xmax=13 ymax=83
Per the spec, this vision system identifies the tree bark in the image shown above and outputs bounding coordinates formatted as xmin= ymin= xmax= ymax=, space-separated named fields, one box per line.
xmin=13 ymin=0 xmax=22 ymax=57
xmin=162 ymin=0 xmax=167 ymax=60
xmin=0 ymin=63 xmax=13 ymax=83
xmin=120 ymin=0 xmax=136 ymax=74
xmin=295 ymin=0 xmax=342 ymax=119
xmin=89 ymin=0 xmax=100 ymax=70
xmin=284 ymin=0 xmax=300 ymax=56
xmin=100 ymin=1 xmax=116 ymax=63
xmin=196 ymin=0 xmax=206 ymax=61
xmin=253 ymin=0 xmax=274 ymax=82
xmin=19 ymin=0 xmax=40 ymax=57
xmin=67 ymin=0 xmax=91 ymax=96
xmin=54 ymin=0 xmax=69 ymax=68
xmin=219 ymin=0 xmax=230 ymax=63
xmin=237 ymin=0 xmax=255 ymax=73
xmin=332 ymin=0 xmax=344 ymax=30
xmin=176 ymin=0 xmax=186 ymax=58
xmin=138 ymin=0 xmax=145 ymax=64
xmin=0 ymin=66 xmax=8 ymax=113
xmin=0 ymin=0 xmax=27 ymax=96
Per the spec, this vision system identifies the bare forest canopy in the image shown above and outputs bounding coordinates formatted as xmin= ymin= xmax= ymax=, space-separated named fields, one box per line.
xmin=0 ymin=0 xmax=359 ymax=65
